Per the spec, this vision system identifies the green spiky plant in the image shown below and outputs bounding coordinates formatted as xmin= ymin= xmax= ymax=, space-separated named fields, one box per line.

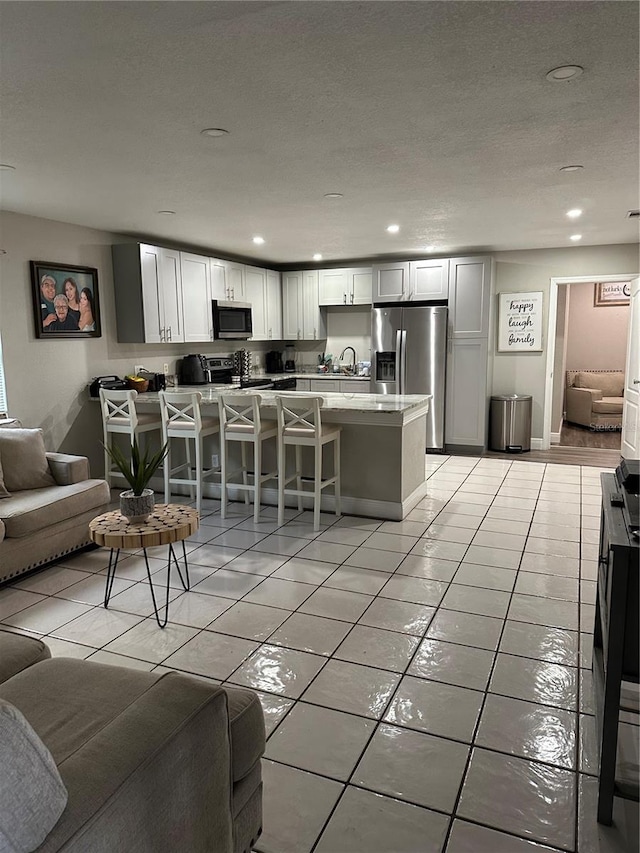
xmin=103 ymin=438 xmax=168 ymax=495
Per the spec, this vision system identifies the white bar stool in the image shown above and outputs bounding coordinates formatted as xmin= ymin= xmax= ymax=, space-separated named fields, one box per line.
xmin=159 ymin=390 xmax=220 ymax=516
xmin=276 ymin=395 xmax=341 ymax=531
xmin=218 ymin=393 xmax=278 ymax=522
xmin=99 ymin=388 xmax=163 ymax=488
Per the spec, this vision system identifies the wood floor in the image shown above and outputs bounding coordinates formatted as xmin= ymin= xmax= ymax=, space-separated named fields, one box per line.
xmin=560 ymin=421 xmax=622 ymax=450
xmin=484 ymin=445 xmax=620 ymax=468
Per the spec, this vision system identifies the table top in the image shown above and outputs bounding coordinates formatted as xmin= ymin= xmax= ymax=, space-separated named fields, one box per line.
xmin=89 ymin=504 xmax=199 ymax=550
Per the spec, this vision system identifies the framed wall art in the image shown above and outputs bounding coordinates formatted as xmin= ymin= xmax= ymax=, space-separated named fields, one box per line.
xmin=30 ymin=261 xmax=101 ymax=339
xmin=593 ymin=281 xmax=631 ymax=307
xmin=497 ymin=291 xmax=543 ymax=352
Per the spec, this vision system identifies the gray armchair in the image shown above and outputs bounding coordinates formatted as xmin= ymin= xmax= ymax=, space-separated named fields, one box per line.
xmin=565 ymin=370 xmax=624 ymax=429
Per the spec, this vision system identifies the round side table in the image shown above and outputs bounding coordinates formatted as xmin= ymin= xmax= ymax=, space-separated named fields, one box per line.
xmin=89 ymin=504 xmax=199 ymax=628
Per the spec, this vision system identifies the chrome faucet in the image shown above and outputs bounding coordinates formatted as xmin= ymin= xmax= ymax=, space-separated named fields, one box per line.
xmin=339 ymin=346 xmax=357 ymax=373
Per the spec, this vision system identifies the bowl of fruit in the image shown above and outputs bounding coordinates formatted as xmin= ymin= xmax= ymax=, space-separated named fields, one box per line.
xmin=125 ymin=375 xmax=149 ymax=393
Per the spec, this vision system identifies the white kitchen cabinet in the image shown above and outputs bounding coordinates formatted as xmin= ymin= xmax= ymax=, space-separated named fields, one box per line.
xmin=295 ymin=378 xmax=310 ymax=391
xmin=282 ymin=270 xmax=327 ymax=340
xmin=319 ymin=268 xmax=372 ymax=306
xmin=445 ymin=338 xmax=489 ymax=447
xmin=372 ymin=262 xmax=410 ymax=303
xmin=339 ymin=380 xmax=370 ymax=393
xmin=210 ymin=258 xmax=245 ymax=301
xmin=210 ymin=258 xmax=227 ymax=301
xmin=448 ymin=256 xmax=492 ymax=338
xmin=244 ymin=265 xmax=268 ymax=340
xmin=266 ymin=270 xmax=282 ymax=340
xmin=181 ymin=252 xmax=212 ymax=343
xmin=310 ymin=379 xmax=340 ymax=392
xmin=112 ymin=243 xmax=185 ymax=344
xmin=409 ymin=259 xmax=449 ymax=301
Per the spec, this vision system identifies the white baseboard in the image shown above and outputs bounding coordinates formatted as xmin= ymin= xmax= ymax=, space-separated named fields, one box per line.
xmin=530 ymin=438 xmax=544 ymax=450
xmin=550 ymin=432 xmax=561 ymax=445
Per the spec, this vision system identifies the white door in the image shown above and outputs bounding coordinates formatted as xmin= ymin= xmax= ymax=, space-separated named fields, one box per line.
xmin=181 ymin=252 xmax=211 ymax=343
xmin=266 ymin=270 xmax=282 ymax=340
xmin=140 ymin=244 xmax=163 ymax=343
xmin=282 ymin=271 xmax=302 ymax=340
xmin=622 ymin=278 xmax=640 ymax=459
xmin=449 ymin=257 xmax=491 ymax=338
xmin=350 ymin=269 xmax=373 ymax=305
xmin=319 ymin=269 xmax=348 ymax=305
xmin=210 ymin=258 xmax=227 ymax=301
xmin=159 ymin=248 xmax=184 ymax=343
xmin=372 ymin=262 xmax=409 ymax=303
xmin=225 ymin=262 xmax=245 ymax=301
xmin=302 ymin=270 xmax=320 ymax=339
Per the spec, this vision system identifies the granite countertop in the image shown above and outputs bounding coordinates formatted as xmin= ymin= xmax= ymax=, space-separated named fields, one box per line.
xmin=141 ymin=386 xmax=430 ymax=414
xmin=262 ymin=372 xmax=370 ymax=381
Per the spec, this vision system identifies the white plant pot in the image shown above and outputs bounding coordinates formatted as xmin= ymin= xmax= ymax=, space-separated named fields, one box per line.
xmin=120 ymin=489 xmax=155 ymax=524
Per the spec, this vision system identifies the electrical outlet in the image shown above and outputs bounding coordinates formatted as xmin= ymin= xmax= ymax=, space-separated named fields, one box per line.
xmin=134 ymin=364 xmax=144 ymax=375
xmin=211 ymin=454 xmax=219 ymax=469
xmin=163 ymin=363 xmax=169 ymax=376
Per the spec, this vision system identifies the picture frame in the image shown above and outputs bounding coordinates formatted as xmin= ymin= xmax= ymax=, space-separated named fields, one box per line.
xmin=593 ymin=281 xmax=631 ymax=308
xmin=30 ymin=261 xmax=101 ymax=339
xmin=497 ymin=291 xmax=543 ymax=352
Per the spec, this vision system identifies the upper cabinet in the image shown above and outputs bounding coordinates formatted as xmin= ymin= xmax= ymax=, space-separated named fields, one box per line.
xmin=319 ymin=267 xmax=372 ymax=306
xmin=266 ymin=270 xmax=282 ymax=340
xmin=181 ymin=252 xmax=211 ymax=343
xmin=282 ymin=270 xmax=327 ymax=340
xmin=372 ymin=259 xmax=448 ymax=303
xmin=448 ymin=256 xmax=491 ymax=338
xmin=113 ymin=243 xmax=185 ymax=344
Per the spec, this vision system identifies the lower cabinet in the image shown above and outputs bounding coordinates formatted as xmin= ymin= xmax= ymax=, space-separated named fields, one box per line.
xmin=445 ymin=338 xmax=489 ymax=447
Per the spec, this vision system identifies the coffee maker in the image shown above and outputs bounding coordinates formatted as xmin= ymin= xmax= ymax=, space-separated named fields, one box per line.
xmin=265 ymin=350 xmax=284 ymax=373
xmin=284 ymin=345 xmax=296 ymax=373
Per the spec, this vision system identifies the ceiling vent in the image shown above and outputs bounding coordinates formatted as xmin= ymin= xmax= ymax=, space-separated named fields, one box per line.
xmin=627 ymin=210 xmax=640 ymax=218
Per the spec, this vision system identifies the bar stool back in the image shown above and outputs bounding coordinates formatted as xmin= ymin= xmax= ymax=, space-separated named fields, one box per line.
xmin=218 ymin=393 xmax=278 ymax=522
xmin=275 ymin=395 xmax=341 ymax=531
xmin=99 ymin=388 xmax=163 ymax=488
xmin=159 ymin=390 xmax=219 ymax=515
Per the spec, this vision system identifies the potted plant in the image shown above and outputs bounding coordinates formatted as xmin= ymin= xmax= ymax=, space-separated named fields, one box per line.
xmin=103 ymin=438 xmax=168 ymax=524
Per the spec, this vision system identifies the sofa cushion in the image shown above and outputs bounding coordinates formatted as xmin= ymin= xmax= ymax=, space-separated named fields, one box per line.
xmin=574 ymin=371 xmax=624 ymax=397
xmin=593 ymin=397 xmax=624 ymax=415
xmin=0 ymin=630 xmax=51 ymax=684
xmin=0 ymin=697 xmax=68 ymax=853
xmin=0 ymin=479 xmax=110 ymax=539
xmin=0 ymin=452 xmax=9 ymax=499
xmin=0 ymin=428 xmax=56 ymax=492
xmin=225 ymin=687 xmax=266 ymax=783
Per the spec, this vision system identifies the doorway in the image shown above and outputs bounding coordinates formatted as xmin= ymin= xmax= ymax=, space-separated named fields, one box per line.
xmin=543 ymin=274 xmax=637 ymax=452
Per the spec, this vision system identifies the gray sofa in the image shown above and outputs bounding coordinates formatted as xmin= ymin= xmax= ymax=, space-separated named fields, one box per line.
xmin=0 ymin=630 xmax=265 ymax=853
xmin=0 ymin=421 xmax=110 ymax=584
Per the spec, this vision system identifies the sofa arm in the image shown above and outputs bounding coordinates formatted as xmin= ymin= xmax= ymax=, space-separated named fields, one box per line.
xmin=566 ymin=386 xmax=602 ymax=427
xmin=0 ymin=518 xmax=4 ymax=544
xmin=46 ymin=452 xmax=90 ymax=485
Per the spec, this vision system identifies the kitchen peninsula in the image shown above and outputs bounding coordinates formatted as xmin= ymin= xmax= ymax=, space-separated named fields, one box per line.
xmin=136 ymin=389 xmax=431 ymax=521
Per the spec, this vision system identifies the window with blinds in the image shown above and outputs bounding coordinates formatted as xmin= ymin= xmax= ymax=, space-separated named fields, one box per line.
xmin=0 ymin=333 xmax=8 ymax=416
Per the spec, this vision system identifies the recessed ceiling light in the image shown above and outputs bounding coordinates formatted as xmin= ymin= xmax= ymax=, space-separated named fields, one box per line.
xmin=425 ymin=245 xmax=437 ymax=253
xmin=252 ymin=236 xmax=265 ymax=245
xmin=324 ymin=192 xmax=343 ymax=199
xmin=386 ymin=224 xmax=400 ymax=234
xmin=566 ymin=209 xmax=582 ymax=219
xmin=200 ymin=128 xmax=229 ymax=137
xmin=560 ymin=165 xmax=584 ymax=173
xmin=570 ymin=234 xmax=582 ymax=241
xmin=0 ymin=164 xmax=16 ymax=171
xmin=157 ymin=210 xmax=176 ymax=215
xmin=546 ymin=65 xmax=584 ymax=82
xmin=0 ymin=249 xmax=6 ymax=255
xmin=312 ymin=253 xmax=323 ymax=261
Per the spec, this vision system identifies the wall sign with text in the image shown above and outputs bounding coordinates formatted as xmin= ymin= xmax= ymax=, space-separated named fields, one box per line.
xmin=497 ymin=291 xmax=543 ymax=352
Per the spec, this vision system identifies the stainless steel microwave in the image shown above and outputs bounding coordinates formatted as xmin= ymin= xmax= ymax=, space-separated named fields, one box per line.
xmin=212 ymin=300 xmax=253 ymax=340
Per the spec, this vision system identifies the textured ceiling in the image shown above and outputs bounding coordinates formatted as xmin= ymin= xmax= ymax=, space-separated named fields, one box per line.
xmin=0 ymin=1 xmax=638 ymax=265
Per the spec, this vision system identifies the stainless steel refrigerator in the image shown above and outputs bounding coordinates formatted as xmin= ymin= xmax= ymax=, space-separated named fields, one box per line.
xmin=371 ymin=305 xmax=447 ymax=451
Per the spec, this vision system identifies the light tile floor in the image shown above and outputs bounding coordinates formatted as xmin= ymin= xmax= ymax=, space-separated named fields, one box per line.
xmin=1 ymin=456 xmax=638 ymax=853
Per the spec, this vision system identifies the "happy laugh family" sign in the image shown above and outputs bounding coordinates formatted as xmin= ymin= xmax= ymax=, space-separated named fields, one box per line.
xmin=497 ymin=291 xmax=543 ymax=352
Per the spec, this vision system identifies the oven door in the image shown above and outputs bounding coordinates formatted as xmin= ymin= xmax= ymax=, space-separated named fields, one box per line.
xmin=212 ymin=300 xmax=253 ymax=340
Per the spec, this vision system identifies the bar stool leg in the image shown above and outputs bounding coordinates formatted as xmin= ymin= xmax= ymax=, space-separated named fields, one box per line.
xmin=185 ymin=438 xmax=194 ymax=502
xmin=334 ymin=432 xmax=341 ymax=518
xmin=295 ymin=445 xmax=303 ymax=511
xmin=241 ymin=442 xmax=249 ymax=505
xmin=253 ymin=438 xmax=262 ymax=523
xmin=164 ymin=436 xmax=172 ymax=504
xmin=314 ymin=442 xmax=322 ymax=531
xmin=221 ymin=435 xmax=228 ymax=518
xmin=195 ymin=434 xmax=203 ymax=516
xmin=277 ymin=438 xmax=286 ymax=527
xmin=104 ymin=439 xmax=112 ymax=488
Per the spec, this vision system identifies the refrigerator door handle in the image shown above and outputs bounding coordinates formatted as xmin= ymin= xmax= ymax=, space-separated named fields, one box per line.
xmin=401 ymin=330 xmax=407 ymax=394
xmin=395 ymin=329 xmax=402 ymax=392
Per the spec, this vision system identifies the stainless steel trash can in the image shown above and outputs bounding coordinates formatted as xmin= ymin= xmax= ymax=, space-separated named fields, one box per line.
xmin=490 ymin=394 xmax=532 ymax=452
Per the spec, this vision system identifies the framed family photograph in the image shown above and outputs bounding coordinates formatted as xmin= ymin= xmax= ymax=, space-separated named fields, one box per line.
xmin=593 ymin=281 xmax=631 ymax=308
xmin=30 ymin=261 xmax=101 ymax=339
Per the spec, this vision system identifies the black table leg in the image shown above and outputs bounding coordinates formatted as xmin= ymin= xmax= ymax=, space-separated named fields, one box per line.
xmin=142 ymin=547 xmax=171 ymax=629
xmin=171 ymin=540 xmax=191 ymax=591
xmin=104 ymin=549 xmax=121 ymax=608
